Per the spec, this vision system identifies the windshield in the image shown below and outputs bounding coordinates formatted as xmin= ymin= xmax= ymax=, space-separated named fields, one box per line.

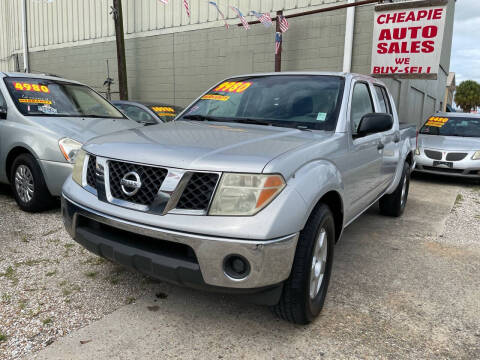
xmin=420 ymin=116 xmax=480 ymax=137
xmin=149 ymin=105 xmax=182 ymax=122
xmin=4 ymin=77 xmax=125 ymax=119
xmin=178 ymin=75 xmax=345 ymax=131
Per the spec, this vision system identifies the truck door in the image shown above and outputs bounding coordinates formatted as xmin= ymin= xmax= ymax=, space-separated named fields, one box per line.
xmin=373 ymin=84 xmax=399 ymax=187
xmin=344 ymin=81 xmax=384 ymax=220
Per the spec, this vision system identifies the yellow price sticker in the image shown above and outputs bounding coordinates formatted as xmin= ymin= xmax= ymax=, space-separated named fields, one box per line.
xmin=14 ymin=82 xmax=50 ymax=93
xmin=19 ymin=98 xmax=52 ymax=104
xmin=426 ymin=116 xmax=449 ymax=127
xmin=213 ymin=81 xmax=252 ymax=93
xmin=201 ymin=94 xmax=230 ymax=101
xmin=152 ymin=106 xmax=175 ymax=113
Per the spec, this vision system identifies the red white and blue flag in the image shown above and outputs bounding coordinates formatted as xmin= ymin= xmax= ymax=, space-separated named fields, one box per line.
xmin=278 ymin=15 xmax=289 ymax=33
xmin=275 ymin=32 xmax=282 ymax=55
xmin=231 ymin=6 xmax=250 ymax=30
xmin=209 ymin=1 xmax=229 ymax=29
xmin=183 ymin=0 xmax=190 ymax=17
xmin=250 ymin=10 xmax=272 ymax=28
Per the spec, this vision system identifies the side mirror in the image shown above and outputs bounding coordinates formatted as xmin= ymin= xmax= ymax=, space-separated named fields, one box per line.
xmin=0 ymin=106 xmax=7 ymax=120
xmin=356 ymin=113 xmax=393 ymax=137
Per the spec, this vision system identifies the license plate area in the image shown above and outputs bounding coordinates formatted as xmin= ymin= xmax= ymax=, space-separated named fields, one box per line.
xmin=433 ymin=161 xmax=453 ymax=168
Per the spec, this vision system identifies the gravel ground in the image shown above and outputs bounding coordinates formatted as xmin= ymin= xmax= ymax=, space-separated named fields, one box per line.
xmin=0 ymin=177 xmax=479 ymax=359
xmin=0 ymin=185 xmax=162 ymax=360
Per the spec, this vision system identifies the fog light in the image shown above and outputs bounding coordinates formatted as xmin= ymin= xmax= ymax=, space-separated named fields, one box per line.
xmin=223 ymin=255 xmax=250 ymax=280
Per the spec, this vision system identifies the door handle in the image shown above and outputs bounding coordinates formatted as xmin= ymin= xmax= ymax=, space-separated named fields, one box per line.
xmin=377 ymin=142 xmax=385 ymax=150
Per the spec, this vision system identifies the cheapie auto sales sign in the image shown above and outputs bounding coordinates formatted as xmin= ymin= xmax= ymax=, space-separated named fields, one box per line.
xmin=371 ymin=0 xmax=448 ymax=79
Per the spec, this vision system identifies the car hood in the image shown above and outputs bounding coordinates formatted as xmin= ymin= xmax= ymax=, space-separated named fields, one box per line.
xmin=418 ymin=134 xmax=480 ymax=151
xmin=28 ymin=116 xmax=143 ymax=144
xmin=84 ymin=121 xmax=324 ymax=173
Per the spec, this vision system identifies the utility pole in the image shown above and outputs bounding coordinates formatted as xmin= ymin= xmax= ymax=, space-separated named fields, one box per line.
xmin=21 ymin=0 xmax=30 ymax=73
xmin=275 ymin=11 xmax=282 ymax=72
xmin=111 ymin=0 xmax=128 ymax=100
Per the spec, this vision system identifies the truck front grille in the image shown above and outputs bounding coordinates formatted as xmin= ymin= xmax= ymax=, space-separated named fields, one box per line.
xmin=446 ymin=152 xmax=468 ymax=161
xmin=105 ymin=160 xmax=219 ymax=213
xmin=86 ymin=156 xmax=97 ymax=189
xmin=424 ymin=149 xmax=442 ymax=160
xmin=177 ymin=172 xmax=219 ymax=210
xmin=109 ymin=161 xmax=168 ymax=206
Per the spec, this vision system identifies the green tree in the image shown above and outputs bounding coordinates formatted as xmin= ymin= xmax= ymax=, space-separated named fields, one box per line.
xmin=454 ymin=80 xmax=480 ymax=112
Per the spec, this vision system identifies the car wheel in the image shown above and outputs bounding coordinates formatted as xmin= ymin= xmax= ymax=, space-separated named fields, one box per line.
xmin=271 ymin=203 xmax=335 ymax=324
xmin=379 ymin=161 xmax=410 ymax=217
xmin=10 ymin=153 xmax=55 ymax=212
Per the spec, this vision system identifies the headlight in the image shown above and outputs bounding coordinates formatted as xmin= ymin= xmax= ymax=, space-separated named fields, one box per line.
xmin=209 ymin=173 xmax=285 ymax=216
xmin=72 ymin=149 xmax=87 ymax=186
xmin=415 ymin=148 xmax=420 ymax=155
xmin=472 ymin=151 xmax=480 ymax=160
xmin=59 ymin=138 xmax=83 ymax=163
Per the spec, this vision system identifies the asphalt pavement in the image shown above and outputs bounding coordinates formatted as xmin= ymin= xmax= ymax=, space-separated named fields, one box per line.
xmin=30 ymin=178 xmax=480 ymax=359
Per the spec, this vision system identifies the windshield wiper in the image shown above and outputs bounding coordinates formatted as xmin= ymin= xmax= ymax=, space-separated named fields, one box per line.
xmin=180 ymin=114 xmax=221 ymax=121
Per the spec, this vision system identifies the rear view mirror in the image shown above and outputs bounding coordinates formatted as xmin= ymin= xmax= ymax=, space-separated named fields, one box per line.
xmin=357 ymin=113 xmax=393 ymax=137
xmin=0 ymin=106 xmax=7 ymax=120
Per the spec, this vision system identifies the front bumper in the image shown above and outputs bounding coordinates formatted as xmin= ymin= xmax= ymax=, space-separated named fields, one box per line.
xmin=414 ymin=152 xmax=480 ymax=178
xmin=62 ymin=195 xmax=298 ymax=299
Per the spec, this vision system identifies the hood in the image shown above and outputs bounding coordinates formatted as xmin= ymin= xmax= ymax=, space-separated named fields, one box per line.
xmin=84 ymin=121 xmax=324 ymax=173
xmin=419 ymin=134 xmax=480 ymax=152
xmin=28 ymin=116 xmax=143 ymax=144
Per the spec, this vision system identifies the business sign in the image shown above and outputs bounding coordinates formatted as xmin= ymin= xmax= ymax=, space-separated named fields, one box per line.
xmin=371 ymin=0 xmax=448 ymax=79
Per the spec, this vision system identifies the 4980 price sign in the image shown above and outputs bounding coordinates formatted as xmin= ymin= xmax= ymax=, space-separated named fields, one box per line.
xmin=13 ymin=82 xmax=50 ymax=93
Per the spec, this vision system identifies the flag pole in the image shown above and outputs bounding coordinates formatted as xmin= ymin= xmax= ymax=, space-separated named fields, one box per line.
xmin=275 ymin=11 xmax=282 ymax=72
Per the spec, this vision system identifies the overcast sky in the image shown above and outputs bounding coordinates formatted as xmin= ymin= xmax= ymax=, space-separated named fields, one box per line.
xmin=450 ymin=0 xmax=480 ymax=84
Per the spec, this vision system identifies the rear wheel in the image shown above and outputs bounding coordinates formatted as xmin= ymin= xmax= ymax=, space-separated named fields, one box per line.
xmin=10 ymin=154 xmax=55 ymax=212
xmin=379 ymin=161 xmax=410 ymax=217
xmin=271 ymin=204 xmax=335 ymax=324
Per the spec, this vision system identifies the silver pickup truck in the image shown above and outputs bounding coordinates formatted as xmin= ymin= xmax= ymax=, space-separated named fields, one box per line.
xmin=62 ymin=72 xmax=416 ymax=324
xmin=0 ymin=72 xmax=141 ymax=212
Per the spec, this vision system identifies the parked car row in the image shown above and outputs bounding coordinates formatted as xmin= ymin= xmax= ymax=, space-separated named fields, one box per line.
xmin=0 ymin=70 xmax=478 ymax=325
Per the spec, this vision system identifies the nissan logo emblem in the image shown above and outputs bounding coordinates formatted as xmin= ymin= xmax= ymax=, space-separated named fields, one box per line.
xmin=120 ymin=171 xmax=142 ymax=196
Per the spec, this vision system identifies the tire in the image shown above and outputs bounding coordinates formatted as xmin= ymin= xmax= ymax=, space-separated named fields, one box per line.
xmin=272 ymin=204 xmax=335 ymax=324
xmin=379 ymin=161 xmax=410 ymax=217
xmin=10 ymin=153 xmax=55 ymax=212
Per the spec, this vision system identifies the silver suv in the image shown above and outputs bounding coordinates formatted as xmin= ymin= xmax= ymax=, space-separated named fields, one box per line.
xmin=0 ymin=72 xmax=141 ymax=212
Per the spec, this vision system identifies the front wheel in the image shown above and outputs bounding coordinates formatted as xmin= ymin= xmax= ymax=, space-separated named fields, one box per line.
xmin=379 ymin=161 xmax=410 ymax=217
xmin=271 ymin=204 xmax=335 ymax=324
xmin=10 ymin=153 xmax=55 ymax=212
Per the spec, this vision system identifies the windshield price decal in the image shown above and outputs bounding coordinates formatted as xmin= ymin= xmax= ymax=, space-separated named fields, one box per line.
xmin=13 ymin=82 xmax=50 ymax=93
xmin=201 ymin=94 xmax=230 ymax=101
xmin=213 ymin=81 xmax=252 ymax=93
xmin=425 ymin=116 xmax=448 ymax=127
xmin=18 ymin=98 xmax=52 ymax=104
xmin=152 ymin=106 xmax=175 ymax=113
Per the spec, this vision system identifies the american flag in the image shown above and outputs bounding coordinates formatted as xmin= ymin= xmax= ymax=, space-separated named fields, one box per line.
xmin=250 ymin=10 xmax=273 ymax=28
xmin=275 ymin=32 xmax=282 ymax=55
xmin=209 ymin=1 xmax=229 ymax=29
xmin=183 ymin=0 xmax=190 ymax=17
xmin=230 ymin=6 xmax=250 ymax=30
xmin=278 ymin=15 xmax=289 ymax=33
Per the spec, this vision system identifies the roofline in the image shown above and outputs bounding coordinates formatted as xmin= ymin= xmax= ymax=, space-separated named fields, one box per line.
xmin=0 ymin=71 xmax=83 ymax=85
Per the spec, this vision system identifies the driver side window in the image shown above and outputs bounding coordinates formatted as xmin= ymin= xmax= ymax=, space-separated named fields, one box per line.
xmin=351 ymin=82 xmax=374 ymax=135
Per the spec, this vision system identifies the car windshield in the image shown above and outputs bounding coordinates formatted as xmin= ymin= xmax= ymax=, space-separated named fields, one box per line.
xmin=149 ymin=105 xmax=182 ymax=122
xmin=4 ymin=77 xmax=125 ymax=119
xmin=178 ymin=75 xmax=345 ymax=131
xmin=420 ymin=116 xmax=480 ymax=137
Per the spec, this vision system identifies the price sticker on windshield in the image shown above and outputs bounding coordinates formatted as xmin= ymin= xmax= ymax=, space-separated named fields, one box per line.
xmin=13 ymin=82 xmax=50 ymax=93
xmin=213 ymin=81 xmax=252 ymax=93
xmin=201 ymin=94 xmax=230 ymax=101
xmin=152 ymin=106 xmax=175 ymax=113
xmin=425 ymin=116 xmax=448 ymax=127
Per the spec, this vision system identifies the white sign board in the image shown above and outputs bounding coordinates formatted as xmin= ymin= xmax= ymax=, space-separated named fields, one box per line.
xmin=371 ymin=0 xmax=448 ymax=79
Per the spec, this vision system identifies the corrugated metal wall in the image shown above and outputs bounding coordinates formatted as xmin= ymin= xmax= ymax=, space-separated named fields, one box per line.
xmin=0 ymin=0 xmax=343 ymax=71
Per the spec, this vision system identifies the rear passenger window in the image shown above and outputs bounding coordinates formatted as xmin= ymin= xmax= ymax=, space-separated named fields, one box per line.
xmin=351 ymin=82 xmax=374 ymax=135
xmin=374 ymin=85 xmax=392 ymax=115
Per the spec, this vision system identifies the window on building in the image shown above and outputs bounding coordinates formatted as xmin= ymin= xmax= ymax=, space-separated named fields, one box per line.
xmin=351 ymin=82 xmax=374 ymax=135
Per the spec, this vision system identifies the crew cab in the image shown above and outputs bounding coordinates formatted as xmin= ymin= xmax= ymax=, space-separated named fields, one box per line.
xmin=62 ymin=72 xmax=416 ymax=324
xmin=0 ymin=72 xmax=141 ymax=212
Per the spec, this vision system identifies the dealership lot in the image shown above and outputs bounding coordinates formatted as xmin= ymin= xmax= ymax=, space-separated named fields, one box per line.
xmin=0 ymin=176 xmax=478 ymax=359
